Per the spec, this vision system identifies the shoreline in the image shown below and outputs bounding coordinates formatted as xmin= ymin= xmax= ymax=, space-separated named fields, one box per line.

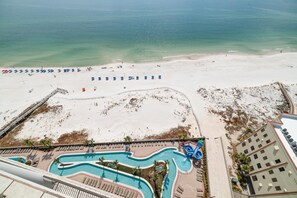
xmin=1 ymin=51 xmax=296 ymax=69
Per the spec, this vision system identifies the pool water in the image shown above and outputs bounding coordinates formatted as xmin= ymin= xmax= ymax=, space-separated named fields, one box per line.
xmin=9 ymin=157 xmax=26 ymax=163
xmin=155 ymin=165 xmax=164 ymax=173
xmin=49 ymin=148 xmax=192 ymax=198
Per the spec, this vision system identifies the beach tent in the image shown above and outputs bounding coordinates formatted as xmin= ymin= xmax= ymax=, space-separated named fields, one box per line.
xmin=30 ymin=69 xmax=34 ymax=73
xmin=58 ymin=69 xmax=61 ymax=72
xmin=9 ymin=70 xmax=12 ymax=73
xmin=128 ymin=76 xmax=134 ymax=80
xmin=144 ymin=76 xmax=147 ymax=80
xmin=19 ymin=70 xmax=23 ymax=73
xmin=72 ymin=69 xmax=75 ymax=72
xmin=158 ymin=75 xmax=161 ymax=79
xmin=136 ymin=76 xmax=139 ymax=80
xmin=113 ymin=77 xmax=116 ymax=81
xmin=25 ymin=69 xmax=28 ymax=73
xmin=106 ymin=77 xmax=109 ymax=81
xmin=64 ymin=69 xmax=67 ymax=72
xmin=82 ymin=88 xmax=86 ymax=92
xmin=98 ymin=77 xmax=101 ymax=81
xmin=77 ymin=69 xmax=81 ymax=72
xmin=91 ymin=77 xmax=95 ymax=81
xmin=14 ymin=70 xmax=18 ymax=73
xmin=121 ymin=76 xmax=124 ymax=80
xmin=36 ymin=69 xmax=40 ymax=73
xmin=151 ymin=76 xmax=154 ymax=80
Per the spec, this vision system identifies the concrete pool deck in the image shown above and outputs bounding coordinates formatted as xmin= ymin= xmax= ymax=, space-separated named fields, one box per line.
xmin=0 ymin=141 xmax=205 ymax=198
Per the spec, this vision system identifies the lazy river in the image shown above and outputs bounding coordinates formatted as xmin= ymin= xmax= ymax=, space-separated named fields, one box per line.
xmin=49 ymin=147 xmax=192 ymax=198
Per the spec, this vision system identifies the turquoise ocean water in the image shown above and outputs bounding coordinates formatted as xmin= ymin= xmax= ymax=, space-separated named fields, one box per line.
xmin=0 ymin=0 xmax=297 ymax=66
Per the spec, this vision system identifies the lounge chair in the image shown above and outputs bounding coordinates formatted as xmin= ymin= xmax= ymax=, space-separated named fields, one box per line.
xmin=178 ymin=186 xmax=184 ymax=192
xmin=177 ymin=188 xmax=183 ymax=194
xmin=174 ymin=193 xmax=181 ymax=198
xmin=82 ymin=177 xmax=87 ymax=183
xmin=97 ymin=180 xmax=102 ymax=188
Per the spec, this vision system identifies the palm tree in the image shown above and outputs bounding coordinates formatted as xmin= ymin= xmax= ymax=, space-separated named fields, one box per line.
xmin=124 ymin=136 xmax=132 ymax=143
xmin=132 ymin=167 xmax=138 ymax=176
xmin=90 ymin=138 xmax=95 ymax=147
xmin=40 ymin=137 xmax=52 ymax=147
xmin=113 ymin=160 xmax=119 ymax=172
xmin=165 ymin=160 xmax=170 ymax=166
xmin=137 ymin=166 xmax=142 ymax=179
xmin=98 ymin=156 xmax=105 ymax=165
xmin=153 ymin=160 xmax=158 ymax=171
xmin=17 ymin=157 xmax=23 ymax=163
xmin=179 ymin=134 xmax=187 ymax=141
xmin=53 ymin=158 xmax=60 ymax=164
xmin=84 ymin=139 xmax=90 ymax=147
xmin=23 ymin=139 xmax=34 ymax=147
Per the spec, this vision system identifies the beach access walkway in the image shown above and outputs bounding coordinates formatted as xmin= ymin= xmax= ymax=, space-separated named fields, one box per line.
xmin=0 ymin=88 xmax=68 ymax=138
xmin=278 ymin=82 xmax=296 ymax=114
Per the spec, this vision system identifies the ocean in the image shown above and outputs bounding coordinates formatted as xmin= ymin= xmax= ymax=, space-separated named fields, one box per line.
xmin=0 ymin=0 xmax=297 ymax=66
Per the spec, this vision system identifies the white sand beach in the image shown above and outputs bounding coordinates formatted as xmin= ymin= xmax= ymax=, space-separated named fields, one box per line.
xmin=1 ymin=52 xmax=297 ymax=141
xmin=1 ymin=52 xmax=297 ymax=198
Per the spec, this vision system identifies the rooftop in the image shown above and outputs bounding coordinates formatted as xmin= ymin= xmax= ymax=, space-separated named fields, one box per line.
xmin=273 ymin=114 xmax=297 ymax=169
xmin=0 ymin=170 xmax=62 ymax=198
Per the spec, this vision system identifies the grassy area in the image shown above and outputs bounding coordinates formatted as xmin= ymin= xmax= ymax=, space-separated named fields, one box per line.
xmin=96 ymin=160 xmax=168 ymax=198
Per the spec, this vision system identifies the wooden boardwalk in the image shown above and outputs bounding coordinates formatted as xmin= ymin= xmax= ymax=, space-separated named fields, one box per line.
xmin=0 ymin=88 xmax=68 ymax=138
xmin=278 ymin=82 xmax=295 ymax=114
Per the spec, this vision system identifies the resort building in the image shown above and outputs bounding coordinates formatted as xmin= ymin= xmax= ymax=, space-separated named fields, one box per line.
xmin=236 ymin=113 xmax=297 ymax=198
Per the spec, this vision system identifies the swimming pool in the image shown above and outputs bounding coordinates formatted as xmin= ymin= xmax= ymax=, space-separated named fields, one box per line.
xmin=49 ymin=147 xmax=192 ymax=198
xmin=9 ymin=157 xmax=26 ymax=163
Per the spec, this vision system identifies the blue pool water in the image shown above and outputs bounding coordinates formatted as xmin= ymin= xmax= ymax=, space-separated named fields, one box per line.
xmin=9 ymin=157 xmax=26 ymax=163
xmin=1 ymin=0 xmax=297 ymax=66
xmin=49 ymin=148 xmax=192 ymax=198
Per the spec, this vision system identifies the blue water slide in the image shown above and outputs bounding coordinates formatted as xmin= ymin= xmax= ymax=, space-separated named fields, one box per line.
xmin=192 ymin=146 xmax=203 ymax=160
xmin=184 ymin=145 xmax=193 ymax=155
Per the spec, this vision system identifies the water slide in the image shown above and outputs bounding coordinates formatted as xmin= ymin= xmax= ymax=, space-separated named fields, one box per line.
xmin=183 ymin=141 xmax=203 ymax=160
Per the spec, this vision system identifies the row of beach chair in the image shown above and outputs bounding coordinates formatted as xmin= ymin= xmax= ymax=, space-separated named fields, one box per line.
xmin=95 ymin=145 xmax=123 ymax=150
xmin=2 ymin=68 xmax=81 ymax=74
xmin=91 ymin=75 xmax=162 ymax=81
xmin=131 ymin=143 xmax=168 ymax=148
xmin=57 ymin=146 xmax=84 ymax=152
xmin=174 ymin=185 xmax=184 ymax=198
xmin=0 ymin=148 xmax=32 ymax=155
xmin=82 ymin=177 xmax=138 ymax=198
xmin=196 ymin=168 xmax=204 ymax=198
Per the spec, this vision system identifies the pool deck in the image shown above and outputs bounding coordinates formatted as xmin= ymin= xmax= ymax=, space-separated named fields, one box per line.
xmin=0 ymin=141 xmax=204 ymax=198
